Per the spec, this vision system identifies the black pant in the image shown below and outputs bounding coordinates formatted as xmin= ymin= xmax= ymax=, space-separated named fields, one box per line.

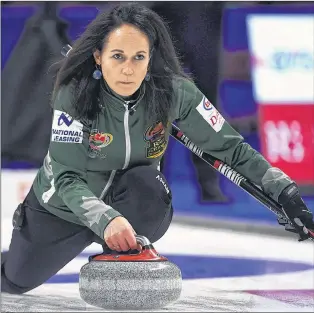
xmin=1 ymin=165 xmax=173 ymax=294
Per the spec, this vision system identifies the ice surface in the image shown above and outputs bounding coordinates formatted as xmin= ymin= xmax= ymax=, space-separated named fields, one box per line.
xmin=2 ymin=221 xmax=314 ymax=312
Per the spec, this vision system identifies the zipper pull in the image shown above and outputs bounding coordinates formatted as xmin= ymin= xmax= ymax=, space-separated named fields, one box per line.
xmin=125 ymin=101 xmax=137 ymax=116
xmin=130 ymin=108 xmax=136 ymax=116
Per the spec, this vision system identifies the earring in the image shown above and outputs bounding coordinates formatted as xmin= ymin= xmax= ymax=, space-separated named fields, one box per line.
xmin=93 ymin=64 xmax=102 ymax=80
xmin=145 ymin=72 xmax=150 ymax=81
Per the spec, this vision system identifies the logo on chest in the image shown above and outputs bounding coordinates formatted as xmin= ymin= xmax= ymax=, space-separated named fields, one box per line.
xmin=88 ymin=130 xmax=113 ymax=159
xmin=144 ymin=121 xmax=168 ymax=158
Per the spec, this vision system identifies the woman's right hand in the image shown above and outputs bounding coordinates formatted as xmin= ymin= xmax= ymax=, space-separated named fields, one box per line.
xmin=104 ymin=216 xmax=138 ymax=251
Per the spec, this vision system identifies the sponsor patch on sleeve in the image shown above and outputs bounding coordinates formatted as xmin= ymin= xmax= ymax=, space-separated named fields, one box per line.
xmin=51 ymin=110 xmax=83 ymax=143
xmin=196 ymin=96 xmax=225 ymax=133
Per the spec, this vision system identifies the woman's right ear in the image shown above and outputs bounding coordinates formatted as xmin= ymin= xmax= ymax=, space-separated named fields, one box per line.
xmin=93 ymin=50 xmax=101 ymax=65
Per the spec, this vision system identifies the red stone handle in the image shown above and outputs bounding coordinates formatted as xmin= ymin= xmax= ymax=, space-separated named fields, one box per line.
xmin=91 ymin=235 xmax=168 ymax=262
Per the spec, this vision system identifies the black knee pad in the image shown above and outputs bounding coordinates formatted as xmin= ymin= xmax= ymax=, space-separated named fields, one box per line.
xmin=109 ymin=165 xmax=173 ymax=242
xmin=122 ymin=165 xmax=172 ymax=204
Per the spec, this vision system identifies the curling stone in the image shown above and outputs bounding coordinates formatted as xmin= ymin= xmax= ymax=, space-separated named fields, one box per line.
xmin=79 ymin=235 xmax=182 ymax=310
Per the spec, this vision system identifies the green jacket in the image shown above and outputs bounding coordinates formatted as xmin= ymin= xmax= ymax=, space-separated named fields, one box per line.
xmin=33 ymin=77 xmax=293 ymax=239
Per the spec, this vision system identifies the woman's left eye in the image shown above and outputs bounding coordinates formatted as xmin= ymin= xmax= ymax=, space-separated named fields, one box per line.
xmin=135 ymin=55 xmax=145 ymax=60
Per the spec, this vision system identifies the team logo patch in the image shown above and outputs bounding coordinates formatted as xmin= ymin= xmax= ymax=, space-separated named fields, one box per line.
xmin=58 ymin=112 xmax=74 ymax=126
xmin=51 ymin=110 xmax=83 ymax=143
xmin=144 ymin=121 xmax=168 ymax=158
xmin=203 ymin=98 xmax=214 ymax=111
xmin=88 ymin=130 xmax=113 ymax=159
xmin=196 ymin=96 xmax=225 ymax=133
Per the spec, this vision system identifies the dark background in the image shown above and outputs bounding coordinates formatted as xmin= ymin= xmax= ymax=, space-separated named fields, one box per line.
xmin=2 ymin=1 xmax=313 ymax=226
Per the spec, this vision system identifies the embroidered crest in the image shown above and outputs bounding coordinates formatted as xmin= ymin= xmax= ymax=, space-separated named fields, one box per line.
xmin=88 ymin=130 xmax=113 ymax=159
xmin=144 ymin=121 xmax=167 ymax=158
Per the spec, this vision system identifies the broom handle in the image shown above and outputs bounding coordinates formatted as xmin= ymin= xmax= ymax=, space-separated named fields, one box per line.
xmin=170 ymin=123 xmax=289 ymax=223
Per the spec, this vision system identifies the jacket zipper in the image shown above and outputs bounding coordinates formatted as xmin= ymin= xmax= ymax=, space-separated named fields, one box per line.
xmin=99 ymin=100 xmax=132 ymax=200
xmin=122 ymin=101 xmax=131 ymax=169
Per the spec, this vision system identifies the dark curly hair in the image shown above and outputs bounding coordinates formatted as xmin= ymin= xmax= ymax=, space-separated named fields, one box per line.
xmin=52 ymin=2 xmax=191 ymax=126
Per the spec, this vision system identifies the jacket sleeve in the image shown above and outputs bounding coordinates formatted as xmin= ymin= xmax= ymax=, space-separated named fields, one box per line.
xmin=173 ymin=78 xmax=293 ymax=202
xmin=46 ymin=83 xmax=122 ymax=239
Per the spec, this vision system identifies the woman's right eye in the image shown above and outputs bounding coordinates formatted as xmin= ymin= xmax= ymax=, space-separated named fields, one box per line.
xmin=112 ymin=54 xmax=123 ymax=60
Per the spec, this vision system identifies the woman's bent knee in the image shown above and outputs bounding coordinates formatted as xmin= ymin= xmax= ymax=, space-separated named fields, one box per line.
xmin=109 ymin=165 xmax=173 ymax=242
xmin=118 ymin=165 xmax=172 ymax=206
xmin=1 ymin=271 xmax=35 ymax=294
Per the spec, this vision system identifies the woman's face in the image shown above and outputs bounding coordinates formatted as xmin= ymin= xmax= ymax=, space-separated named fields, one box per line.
xmin=94 ymin=24 xmax=150 ymax=97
